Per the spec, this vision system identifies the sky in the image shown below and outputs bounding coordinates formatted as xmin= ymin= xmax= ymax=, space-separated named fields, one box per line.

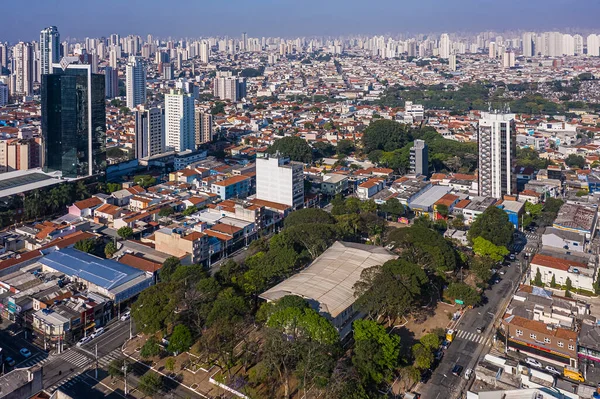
xmin=2 ymin=0 xmax=599 ymax=42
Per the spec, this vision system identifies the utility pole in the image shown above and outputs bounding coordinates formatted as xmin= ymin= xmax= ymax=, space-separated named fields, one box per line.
xmin=129 ymin=314 xmax=133 ymax=340
xmin=95 ymin=344 xmax=98 ymax=379
xmin=123 ymin=359 xmax=128 ymax=395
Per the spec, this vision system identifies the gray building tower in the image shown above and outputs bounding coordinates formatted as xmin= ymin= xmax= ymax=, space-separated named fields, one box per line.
xmin=410 ymin=139 xmax=429 ymax=176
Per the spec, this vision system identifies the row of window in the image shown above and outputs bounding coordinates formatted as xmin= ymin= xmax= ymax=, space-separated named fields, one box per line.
xmin=515 ymin=329 xmax=574 ymax=350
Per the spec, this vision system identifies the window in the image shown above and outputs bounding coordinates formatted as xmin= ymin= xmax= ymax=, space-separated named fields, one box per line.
xmin=569 ymin=344 xmax=575 ymax=351
xmin=558 ymin=342 xmax=564 ymax=348
xmin=544 ymin=337 xmax=551 ymax=344
xmin=516 ymin=329 xmax=523 ymax=336
xmin=530 ymin=333 xmax=537 ymax=340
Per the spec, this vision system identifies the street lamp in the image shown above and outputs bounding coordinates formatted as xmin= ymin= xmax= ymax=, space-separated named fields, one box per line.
xmin=122 ymin=359 xmax=128 ymax=395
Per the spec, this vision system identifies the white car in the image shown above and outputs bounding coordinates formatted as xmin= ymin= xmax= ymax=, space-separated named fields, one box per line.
xmin=91 ymin=327 xmax=105 ymax=339
xmin=120 ymin=311 xmax=131 ymax=321
xmin=464 ymin=368 xmax=473 ymax=380
xmin=77 ymin=336 xmax=92 ymax=347
xmin=526 ymin=358 xmax=543 ymax=369
xmin=545 ymin=365 xmax=561 ymax=375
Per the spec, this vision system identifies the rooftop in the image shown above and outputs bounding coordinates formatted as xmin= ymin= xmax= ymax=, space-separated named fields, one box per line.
xmin=0 ymin=169 xmax=64 ymax=198
xmin=260 ymin=241 xmax=396 ymax=319
xmin=553 ymin=203 xmax=597 ymax=233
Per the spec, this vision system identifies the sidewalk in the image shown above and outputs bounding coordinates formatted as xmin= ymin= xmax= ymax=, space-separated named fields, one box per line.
xmin=122 ymin=334 xmax=234 ymax=398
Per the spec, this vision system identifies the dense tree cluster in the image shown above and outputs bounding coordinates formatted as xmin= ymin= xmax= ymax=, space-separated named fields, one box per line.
xmin=266 ymin=136 xmax=313 ymax=163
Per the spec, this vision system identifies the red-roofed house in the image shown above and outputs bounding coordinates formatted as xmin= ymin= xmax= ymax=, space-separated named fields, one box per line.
xmin=357 ymin=178 xmax=384 ymax=200
xmin=530 ymin=253 xmax=595 ymax=291
xmin=433 ymin=193 xmax=460 ymax=220
xmin=68 ymin=197 xmax=104 ymax=218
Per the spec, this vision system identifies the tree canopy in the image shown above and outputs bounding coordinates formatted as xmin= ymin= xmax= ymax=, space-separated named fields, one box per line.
xmin=352 ymin=319 xmax=400 ymax=385
xmin=468 ymin=206 xmax=514 ymax=248
xmin=267 ymin=136 xmax=313 ymax=163
xmin=472 ymin=237 xmax=509 ymax=262
xmin=362 ymin=119 xmax=413 ymax=153
xmin=445 ymin=282 xmax=480 ymax=306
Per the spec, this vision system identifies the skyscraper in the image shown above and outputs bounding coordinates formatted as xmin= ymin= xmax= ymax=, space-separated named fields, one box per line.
xmin=165 ymin=89 xmax=195 ymax=152
xmin=195 ymin=110 xmax=213 ymax=147
xmin=478 ymin=111 xmax=516 ymax=198
xmin=522 ymin=32 xmax=535 ymax=57
xmin=448 ymin=53 xmax=457 ymax=71
xmin=410 ymin=139 xmax=429 ymax=176
xmin=438 ymin=33 xmax=451 ymax=59
xmin=126 ymin=56 xmax=146 ymax=108
xmin=213 ymin=71 xmax=246 ymax=101
xmin=587 ymin=34 xmax=600 ymax=57
xmin=0 ymin=83 xmax=8 ymax=106
xmin=0 ymin=43 xmax=7 ymax=71
xmin=135 ymin=106 xmax=164 ymax=158
xmin=13 ymin=42 xmax=34 ymax=96
xmin=42 ymin=57 xmax=106 ymax=178
xmin=199 ymin=41 xmax=210 ymax=64
xmin=104 ymin=66 xmax=119 ymax=99
xmin=40 ymin=26 xmax=60 ymax=76
xmin=256 ymin=152 xmax=304 ymax=209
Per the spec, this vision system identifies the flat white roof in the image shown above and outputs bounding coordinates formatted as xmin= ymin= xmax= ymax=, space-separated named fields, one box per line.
xmin=260 ymin=241 xmax=396 ymax=319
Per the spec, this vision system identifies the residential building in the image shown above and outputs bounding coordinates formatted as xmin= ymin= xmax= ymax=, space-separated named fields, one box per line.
xmin=542 ymin=227 xmax=586 ymax=253
xmin=40 ymin=26 xmax=60 ymax=76
xmin=0 ymin=138 xmax=42 ymax=173
xmin=210 ymin=175 xmax=250 ymax=200
xmin=104 ymin=66 xmax=119 ymax=99
xmin=154 ymin=228 xmax=209 ymax=264
xmin=357 ymin=178 xmax=385 ymax=200
xmin=135 ymin=106 xmax=164 ymax=159
xmin=478 ymin=111 xmax=517 ymax=198
xmin=13 ymin=42 xmax=34 ymax=96
xmin=42 ymin=57 xmax=106 ymax=178
xmin=552 ymin=203 xmax=597 ymax=241
xmin=530 ymin=253 xmax=597 ymax=292
xmin=321 ymin=174 xmax=349 ymax=196
xmin=256 ymin=152 xmax=304 ymax=209
xmin=439 ymin=33 xmax=451 ymax=59
xmin=0 ymin=83 xmax=7 ymax=106
xmin=213 ymin=71 xmax=247 ymax=101
xmin=195 ymin=110 xmax=213 ymax=146
xmin=405 ymin=101 xmax=424 ymax=122
xmin=165 ymin=89 xmax=195 ymax=152
xmin=0 ymin=366 xmax=43 ymax=399
xmin=125 ymin=56 xmax=146 ymax=108
xmin=410 ymin=139 xmax=428 ymax=176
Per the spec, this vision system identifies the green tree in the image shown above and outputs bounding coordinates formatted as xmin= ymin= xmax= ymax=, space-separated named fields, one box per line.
xmin=106 ymin=182 xmax=122 ymax=194
xmin=419 ymin=333 xmax=440 ymax=350
xmin=362 ymin=119 xmax=412 ymax=153
xmin=352 ymin=319 xmax=400 ymax=385
xmin=565 ymin=154 xmax=586 ymax=169
xmin=470 ymin=256 xmax=494 ymax=282
xmin=107 ymin=359 xmax=129 ymax=378
xmin=436 ymin=204 xmax=449 ymax=218
xmin=159 ymin=257 xmax=181 ymax=282
xmin=284 ymin=208 xmax=336 ymax=228
xmin=565 ymin=276 xmax=573 ymax=291
xmin=117 ymin=226 xmax=134 ymax=240
xmin=140 ymin=336 xmax=162 ymax=358
xmin=133 ymin=175 xmax=156 ymax=188
xmin=472 ymin=237 xmax=509 ymax=262
xmin=534 ymin=268 xmax=544 ymax=287
xmin=313 ymin=142 xmax=336 ymax=159
xmin=158 ymin=207 xmax=174 ymax=217
xmin=468 ymin=206 xmax=514 ymax=248
xmin=132 ymin=285 xmax=177 ymax=334
xmin=412 ymin=343 xmax=434 ymax=370
xmin=336 ymin=139 xmax=355 ymax=156
xmin=550 ymin=274 xmax=557 ymax=288
xmin=379 ymin=198 xmax=405 ymax=218
xmin=168 ymin=324 xmax=193 ymax=354
xmin=104 ymin=241 xmax=117 ymax=258
xmin=211 ymin=101 xmax=226 ymax=115
xmin=267 ymin=136 xmax=313 ymax=163
xmin=445 ymin=282 xmax=480 ymax=306
xmin=138 ymin=372 xmax=162 ymax=396
xmin=165 ymin=357 xmax=175 ymax=372
xmin=182 ymin=206 xmax=198 ymax=216
xmin=74 ymin=238 xmax=96 ymax=254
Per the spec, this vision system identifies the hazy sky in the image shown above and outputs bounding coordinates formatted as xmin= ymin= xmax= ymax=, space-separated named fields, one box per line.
xmin=2 ymin=0 xmax=599 ymax=42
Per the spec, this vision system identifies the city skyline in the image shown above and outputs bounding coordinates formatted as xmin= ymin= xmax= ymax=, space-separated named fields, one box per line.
xmin=2 ymin=0 xmax=600 ymax=43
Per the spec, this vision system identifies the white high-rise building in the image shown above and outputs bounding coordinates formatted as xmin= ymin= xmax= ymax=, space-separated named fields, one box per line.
xmin=449 ymin=53 xmax=457 ymax=71
xmin=478 ymin=111 xmax=516 ymax=198
xmin=199 ymin=41 xmax=210 ymax=64
xmin=489 ymin=42 xmax=497 ymax=58
xmin=503 ymin=51 xmax=515 ymax=68
xmin=109 ymin=47 xmax=118 ymax=69
xmin=439 ymin=33 xmax=451 ymax=59
xmin=587 ymin=34 xmax=600 ymax=56
xmin=0 ymin=44 xmax=7 ymax=70
xmin=13 ymin=42 xmax=34 ymax=96
xmin=40 ymin=26 xmax=60 ymax=76
xmin=165 ymin=89 xmax=195 ymax=152
xmin=562 ymin=34 xmax=575 ymax=56
xmin=256 ymin=152 xmax=304 ymax=209
xmin=522 ymin=32 xmax=535 ymax=57
xmin=135 ymin=105 xmax=164 ymax=158
xmin=574 ymin=35 xmax=584 ymax=55
xmin=126 ymin=56 xmax=146 ymax=108
xmin=213 ymin=71 xmax=246 ymax=101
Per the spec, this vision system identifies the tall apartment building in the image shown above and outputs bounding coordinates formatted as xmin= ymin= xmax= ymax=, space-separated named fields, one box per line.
xmin=522 ymin=32 xmax=535 ymax=57
xmin=410 ymin=140 xmax=429 ymax=176
xmin=478 ymin=111 xmax=517 ymax=198
xmin=165 ymin=89 xmax=195 ymax=152
xmin=0 ymin=138 xmax=42 ymax=173
xmin=0 ymin=43 xmax=7 ymax=70
xmin=135 ymin=106 xmax=164 ymax=159
xmin=256 ymin=152 xmax=304 ymax=209
xmin=125 ymin=56 xmax=146 ymax=108
xmin=199 ymin=41 xmax=210 ymax=63
xmin=448 ymin=53 xmax=457 ymax=71
xmin=13 ymin=42 xmax=34 ymax=96
xmin=0 ymin=83 xmax=7 ymax=106
xmin=40 ymin=26 xmax=60 ymax=76
xmin=213 ymin=71 xmax=246 ymax=101
xmin=42 ymin=57 xmax=106 ymax=178
xmin=104 ymin=66 xmax=119 ymax=98
xmin=438 ymin=33 xmax=451 ymax=59
xmin=194 ymin=110 xmax=213 ymax=146
xmin=588 ymin=34 xmax=600 ymax=57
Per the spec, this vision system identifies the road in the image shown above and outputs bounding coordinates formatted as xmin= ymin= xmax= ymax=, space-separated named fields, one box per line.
xmin=0 ymin=320 xmax=47 ymax=373
xmin=417 ymin=254 xmax=525 ymax=399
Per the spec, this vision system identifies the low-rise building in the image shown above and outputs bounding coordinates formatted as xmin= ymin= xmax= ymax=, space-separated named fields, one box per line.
xmin=321 ymin=173 xmax=349 ymax=196
xmin=357 ymin=178 xmax=385 ymax=200
xmin=530 ymin=253 xmax=597 ymax=292
xmin=154 ymin=227 xmax=209 ymax=264
xmin=210 ymin=175 xmax=251 ymax=200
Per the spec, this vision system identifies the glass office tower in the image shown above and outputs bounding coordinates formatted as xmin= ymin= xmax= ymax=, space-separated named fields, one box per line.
xmin=42 ymin=58 xmax=106 ymax=178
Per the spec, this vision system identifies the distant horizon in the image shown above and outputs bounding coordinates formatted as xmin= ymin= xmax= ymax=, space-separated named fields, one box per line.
xmin=2 ymin=0 xmax=600 ymax=43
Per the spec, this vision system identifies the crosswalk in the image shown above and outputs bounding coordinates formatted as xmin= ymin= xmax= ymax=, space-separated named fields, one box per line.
xmin=46 ymin=349 xmax=122 ymax=392
xmin=17 ymin=353 xmax=52 ymax=368
xmin=61 ymin=350 xmax=94 ymax=368
xmin=526 ymin=233 xmax=540 ymax=240
xmin=455 ymin=329 xmax=488 ymax=344
xmin=47 ymin=371 xmax=85 ymax=392
xmin=98 ymin=348 xmax=124 ymax=368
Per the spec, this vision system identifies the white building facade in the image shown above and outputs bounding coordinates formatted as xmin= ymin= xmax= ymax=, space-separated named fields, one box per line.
xmin=256 ymin=152 xmax=304 ymax=209
xmin=165 ymin=89 xmax=195 ymax=152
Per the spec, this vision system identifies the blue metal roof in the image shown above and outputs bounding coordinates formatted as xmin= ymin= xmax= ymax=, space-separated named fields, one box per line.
xmin=40 ymin=247 xmax=145 ymax=290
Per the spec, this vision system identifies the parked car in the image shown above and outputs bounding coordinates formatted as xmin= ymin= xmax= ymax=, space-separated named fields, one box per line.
xmin=499 ymin=270 xmax=506 ymax=275
xmin=91 ymin=327 xmax=105 ymax=339
xmin=420 ymin=369 xmax=432 ymax=383
xmin=441 ymin=340 xmax=450 ymax=350
xmin=509 ymin=254 xmax=516 ymax=261
xmin=5 ymin=356 xmax=15 ymax=367
xmin=464 ymin=368 xmax=473 ymax=380
xmin=120 ymin=311 xmax=131 ymax=321
xmin=452 ymin=364 xmax=463 ymax=376
xmin=19 ymin=348 xmax=32 ymax=358
xmin=526 ymin=358 xmax=543 ymax=369
xmin=77 ymin=336 xmax=92 ymax=346
xmin=476 ymin=326 xmax=485 ymax=334
xmin=545 ymin=365 xmax=561 ymax=375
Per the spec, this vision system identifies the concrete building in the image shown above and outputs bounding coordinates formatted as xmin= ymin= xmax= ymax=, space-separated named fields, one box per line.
xmin=194 ymin=110 xmax=213 ymax=146
xmin=530 ymin=253 xmax=597 ymax=293
xmin=199 ymin=40 xmax=210 ymax=63
xmin=478 ymin=111 xmax=517 ymax=198
xmin=134 ymin=106 xmax=164 ymax=159
xmin=13 ymin=42 xmax=34 ymax=96
xmin=357 ymin=178 xmax=385 ymax=200
xmin=125 ymin=56 xmax=146 ymax=109
xmin=154 ymin=228 xmax=209 ymax=264
xmin=213 ymin=71 xmax=247 ymax=101
xmin=410 ymin=139 xmax=428 ymax=176
xmin=0 ymin=366 xmax=43 ymax=399
xmin=40 ymin=26 xmax=60 ymax=76
xmin=104 ymin=66 xmax=119 ymax=99
xmin=256 ymin=152 xmax=304 ymax=209
xmin=321 ymin=174 xmax=349 ymax=196
xmin=0 ymin=83 xmax=7 ymax=106
xmin=405 ymin=101 xmax=424 ymax=122
xmin=210 ymin=175 xmax=250 ymax=200
xmin=165 ymin=89 xmax=195 ymax=152
xmin=438 ymin=33 xmax=451 ymax=59
xmin=0 ymin=138 xmax=42 ymax=173
xmin=260 ymin=241 xmax=397 ymax=338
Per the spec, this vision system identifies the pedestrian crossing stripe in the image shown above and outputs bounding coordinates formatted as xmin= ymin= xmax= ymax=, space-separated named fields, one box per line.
xmin=455 ymin=329 xmax=488 ymax=344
